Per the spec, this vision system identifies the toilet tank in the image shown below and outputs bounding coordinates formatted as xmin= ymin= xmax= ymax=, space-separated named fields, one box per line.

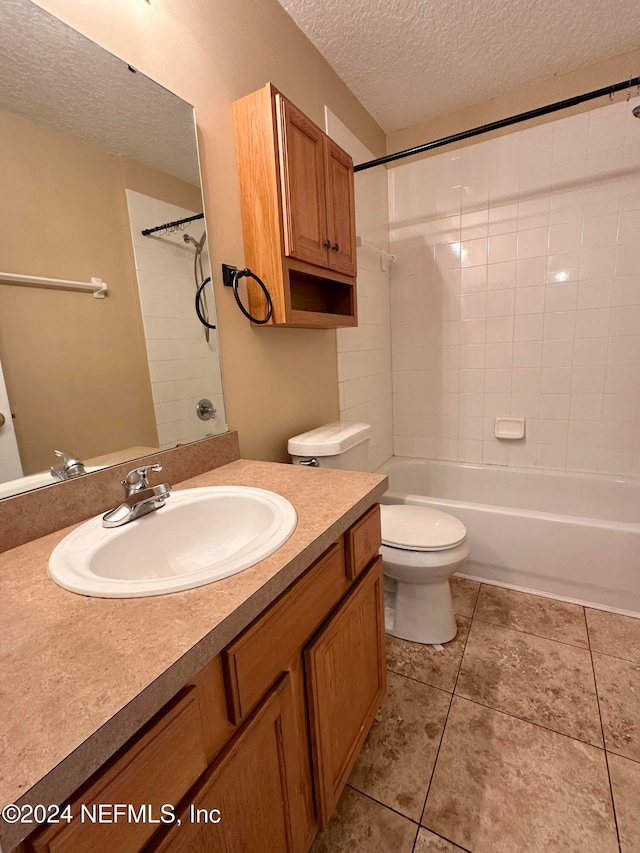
xmin=288 ymin=422 xmax=371 ymax=471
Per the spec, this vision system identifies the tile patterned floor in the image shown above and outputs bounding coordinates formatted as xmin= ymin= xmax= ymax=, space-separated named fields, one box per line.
xmin=312 ymin=579 xmax=640 ymax=853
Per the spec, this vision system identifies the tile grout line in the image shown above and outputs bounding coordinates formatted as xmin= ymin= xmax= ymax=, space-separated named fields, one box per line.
xmin=588 ymin=646 xmax=640 ymax=667
xmin=471 ymin=613 xmax=591 ymax=650
xmin=344 ymin=782 xmax=420 ymax=828
xmin=386 ymin=664 xmax=459 ymax=697
xmin=469 ymin=583 xmax=640 ymax=664
xmin=413 ymin=826 xmax=474 ymax=853
xmin=452 ymin=692 xmax=606 ymax=751
xmin=415 ymin=588 xmax=482 ymax=847
xmin=584 ymin=606 xmax=623 ymax=853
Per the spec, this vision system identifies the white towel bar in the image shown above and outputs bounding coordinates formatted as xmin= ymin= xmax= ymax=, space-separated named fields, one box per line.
xmin=355 ymin=236 xmax=396 ymax=272
xmin=0 ymin=272 xmax=107 ymax=298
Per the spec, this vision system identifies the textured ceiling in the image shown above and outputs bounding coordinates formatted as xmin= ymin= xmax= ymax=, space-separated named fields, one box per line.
xmin=277 ymin=0 xmax=640 ymax=131
xmin=0 ymin=0 xmax=200 ymax=185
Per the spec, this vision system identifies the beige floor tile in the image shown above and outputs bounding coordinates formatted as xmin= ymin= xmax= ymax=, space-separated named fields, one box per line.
xmin=423 ymin=697 xmax=618 ymax=853
xmin=310 ymin=786 xmax=417 ymax=853
xmin=456 ymin=620 xmax=603 ymax=745
xmin=386 ymin=616 xmax=470 ymax=692
xmin=450 ymin=577 xmax=480 ymax=618
xmin=474 ymin=585 xmax=588 ymax=647
xmin=593 ymin=652 xmax=640 ymax=761
xmin=586 ymin=608 xmax=640 ymax=663
xmin=608 ymin=752 xmax=640 ymax=853
xmin=414 ymin=827 xmax=467 ymax=852
xmin=349 ymin=671 xmax=450 ymax=821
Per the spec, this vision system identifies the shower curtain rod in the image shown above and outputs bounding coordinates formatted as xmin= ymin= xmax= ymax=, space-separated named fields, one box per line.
xmin=141 ymin=212 xmax=204 ymax=236
xmin=354 ymin=74 xmax=640 ymax=172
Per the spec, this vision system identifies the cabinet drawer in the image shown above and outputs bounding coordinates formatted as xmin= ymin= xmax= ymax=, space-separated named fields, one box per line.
xmin=26 ymin=688 xmax=208 ymax=853
xmin=222 ymin=539 xmax=349 ymax=724
xmin=345 ymin=504 xmax=381 ymax=580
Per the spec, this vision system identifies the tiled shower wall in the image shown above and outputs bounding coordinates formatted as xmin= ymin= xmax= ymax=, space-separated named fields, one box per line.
xmin=326 ymin=110 xmax=393 ymax=470
xmin=126 ymin=190 xmax=226 ymax=449
xmin=389 ymin=96 xmax=640 ymax=475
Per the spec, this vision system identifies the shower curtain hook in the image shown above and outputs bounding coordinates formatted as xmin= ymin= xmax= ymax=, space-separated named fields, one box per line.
xmin=609 ymin=87 xmax=615 ymax=102
xmin=627 ymin=76 xmax=632 ymax=101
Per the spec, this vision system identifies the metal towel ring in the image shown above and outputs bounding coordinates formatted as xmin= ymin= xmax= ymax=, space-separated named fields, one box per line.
xmin=231 ymin=268 xmax=273 ymax=325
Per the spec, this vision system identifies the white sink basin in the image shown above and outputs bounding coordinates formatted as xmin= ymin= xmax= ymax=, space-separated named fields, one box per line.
xmin=48 ymin=486 xmax=297 ymax=598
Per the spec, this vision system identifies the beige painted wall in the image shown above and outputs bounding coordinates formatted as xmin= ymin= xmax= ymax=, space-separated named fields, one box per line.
xmin=388 ymin=48 xmax=640 ymax=160
xmin=0 ymin=107 xmax=211 ymax=477
xmin=0 ymin=108 xmax=159 ymax=475
xmin=33 ymin=0 xmax=386 ymax=463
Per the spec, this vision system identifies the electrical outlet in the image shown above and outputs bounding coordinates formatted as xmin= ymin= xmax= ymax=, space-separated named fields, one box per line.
xmin=222 ymin=264 xmax=238 ymax=287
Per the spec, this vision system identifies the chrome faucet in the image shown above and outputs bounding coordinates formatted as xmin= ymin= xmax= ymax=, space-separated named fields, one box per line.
xmin=102 ymin=463 xmax=172 ymax=528
xmin=51 ymin=449 xmax=86 ymax=481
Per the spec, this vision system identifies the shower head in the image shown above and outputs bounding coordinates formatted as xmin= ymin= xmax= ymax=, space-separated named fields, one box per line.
xmin=633 ymin=105 xmax=640 ymax=119
xmin=183 ymin=231 xmax=207 ymax=252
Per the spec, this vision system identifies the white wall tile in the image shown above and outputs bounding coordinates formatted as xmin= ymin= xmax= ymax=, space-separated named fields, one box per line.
xmin=488 ymin=261 xmax=516 ymax=290
xmin=388 ymin=99 xmax=640 ymax=476
xmin=541 ymin=367 xmax=572 ymax=394
xmin=539 ymin=393 xmax=571 ymax=420
xmin=487 ymin=289 xmax=515 ymax=317
xmin=542 ymin=339 xmax=573 ymax=367
xmin=577 ymin=279 xmax=613 ymax=310
xmin=486 ymin=316 xmax=514 ymax=343
xmin=582 ymin=214 xmax=618 ymax=249
xmin=545 ymin=282 xmax=578 ymax=312
xmin=536 ymin=444 xmax=567 ymax=470
xmin=488 ymin=233 xmax=517 ymax=263
xmin=514 ymin=313 xmax=544 ymax=341
xmin=515 ymin=286 xmax=545 ymax=315
xmin=461 ymin=266 xmax=487 ymax=293
xmin=513 ymin=340 xmax=543 ymax=367
xmin=516 ymin=257 xmax=548 ymax=288
xmin=329 ymin=110 xmax=393 ymax=463
xmin=573 ymin=337 xmax=608 ymax=366
xmin=575 ymin=308 xmax=610 ymax=338
xmin=511 ymin=367 xmax=541 ymax=395
xmin=569 ymin=394 xmax=603 ymax=421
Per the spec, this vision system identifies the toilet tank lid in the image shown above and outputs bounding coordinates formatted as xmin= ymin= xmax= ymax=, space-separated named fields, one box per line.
xmin=288 ymin=422 xmax=371 ymax=456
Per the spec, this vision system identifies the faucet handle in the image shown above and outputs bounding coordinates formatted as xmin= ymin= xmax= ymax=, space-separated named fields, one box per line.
xmin=52 ymin=449 xmax=86 ymax=480
xmin=122 ymin=463 xmax=163 ymax=495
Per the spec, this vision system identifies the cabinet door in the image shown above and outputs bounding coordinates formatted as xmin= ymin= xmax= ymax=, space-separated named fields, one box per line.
xmin=324 ymin=136 xmax=357 ymax=276
xmin=305 ymin=557 xmax=386 ymax=826
xmin=26 ymin=688 xmax=209 ymax=853
xmin=149 ymin=675 xmax=296 ymax=853
xmin=277 ymin=95 xmax=329 ymax=268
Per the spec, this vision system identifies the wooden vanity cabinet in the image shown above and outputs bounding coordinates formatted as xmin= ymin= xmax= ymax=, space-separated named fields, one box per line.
xmin=148 ymin=674 xmax=297 ymax=853
xmin=233 ymin=83 xmax=357 ymax=328
xmin=306 ymin=557 xmax=385 ymax=826
xmin=19 ymin=506 xmax=384 ymax=853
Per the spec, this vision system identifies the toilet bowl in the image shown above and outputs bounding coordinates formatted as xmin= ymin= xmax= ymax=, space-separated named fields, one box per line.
xmin=288 ymin=421 xmax=471 ymax=646
xmin=380 ymin=504 xmax=470 ymax=644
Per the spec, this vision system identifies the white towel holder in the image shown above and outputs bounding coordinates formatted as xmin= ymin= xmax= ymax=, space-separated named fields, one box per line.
xmin=0 ymin=272 xmax=107 ymax=298
xmin=356 ymin=236 xmax=396 ymax=272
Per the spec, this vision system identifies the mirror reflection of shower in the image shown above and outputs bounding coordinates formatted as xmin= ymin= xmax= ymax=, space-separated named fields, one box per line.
xmin=183 ymin=231 xmax=211 ymax=342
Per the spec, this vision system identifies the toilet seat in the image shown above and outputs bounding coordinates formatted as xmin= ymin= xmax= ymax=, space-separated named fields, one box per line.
xmin=380 ymin=504 xmax=466 ymax=552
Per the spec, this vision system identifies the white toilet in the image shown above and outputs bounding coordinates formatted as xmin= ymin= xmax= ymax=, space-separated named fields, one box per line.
xmin=288 ymin=421 xmax=471 ymax=645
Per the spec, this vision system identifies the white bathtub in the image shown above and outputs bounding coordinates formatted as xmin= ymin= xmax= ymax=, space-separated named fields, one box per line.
xmin=377 ymin=457 xmax=640 ymax=616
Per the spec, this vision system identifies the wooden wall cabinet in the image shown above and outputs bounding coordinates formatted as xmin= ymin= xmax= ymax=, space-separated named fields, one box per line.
xmin=233 ymin=83 xmax=358 ymax=328
xmin=20 ymin=507 xmax=384 ymax=853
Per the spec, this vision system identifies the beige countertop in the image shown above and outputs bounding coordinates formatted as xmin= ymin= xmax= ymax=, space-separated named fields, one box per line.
xmin=0 ymin=459 xmax=387 ymax=852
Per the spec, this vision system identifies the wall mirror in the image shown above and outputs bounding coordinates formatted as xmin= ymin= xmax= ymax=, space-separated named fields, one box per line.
xmin=0 ymin=0 xmax=227 ymax=500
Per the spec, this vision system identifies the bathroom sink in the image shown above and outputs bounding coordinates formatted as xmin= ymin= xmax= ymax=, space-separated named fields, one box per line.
xmin=48 ymin=486 xmax=297 ymax=598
